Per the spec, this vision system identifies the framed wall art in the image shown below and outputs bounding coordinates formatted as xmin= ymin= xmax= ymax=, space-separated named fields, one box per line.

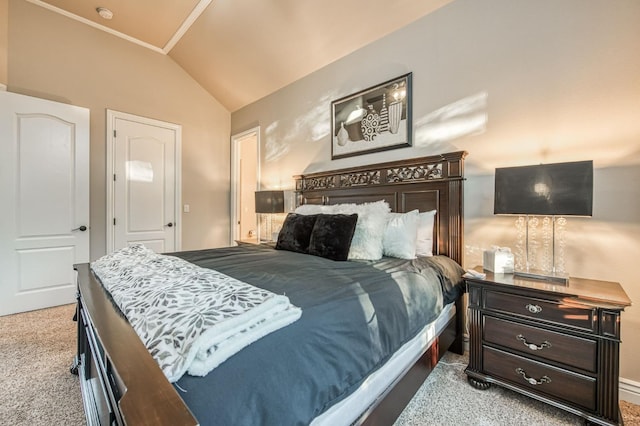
xmin=331 ymin=73 xmax=412 ymax=160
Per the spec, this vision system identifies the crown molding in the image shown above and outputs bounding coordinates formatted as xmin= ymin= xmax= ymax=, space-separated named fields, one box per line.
xmin=25 ymin=0 xmax=212 ymax=55
xmin=163 ymin=0 xmax=212 ymax=53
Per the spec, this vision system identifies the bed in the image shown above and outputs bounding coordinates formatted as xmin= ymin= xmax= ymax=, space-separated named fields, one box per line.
xmin=73 ymin=151 xmax=468 ymax=425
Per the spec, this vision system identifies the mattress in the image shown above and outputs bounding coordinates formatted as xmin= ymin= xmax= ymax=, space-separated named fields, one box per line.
xmin=313 ymin=301 xmax=456 ymax=425
xmin=92 ymin=245 xmax=465 ymax=425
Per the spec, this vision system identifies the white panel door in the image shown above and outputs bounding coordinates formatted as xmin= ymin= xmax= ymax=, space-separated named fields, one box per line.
xmin=111 ymin=114 xmax=180 ymax=253
xmin=0 ymin=91 xmax=89 ymax=316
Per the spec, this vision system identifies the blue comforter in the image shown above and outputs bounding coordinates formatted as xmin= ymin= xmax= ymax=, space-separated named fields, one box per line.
xmin=172 ymin=245 xmax=464 ymax=425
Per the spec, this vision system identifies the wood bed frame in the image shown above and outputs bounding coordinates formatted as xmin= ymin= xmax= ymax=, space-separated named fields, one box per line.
xmin=73 ymin=151 xmax=467 ymax=425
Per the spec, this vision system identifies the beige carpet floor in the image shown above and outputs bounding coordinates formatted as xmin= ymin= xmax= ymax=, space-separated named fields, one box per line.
xmin=395 ymin=351 xmax=640 ymax=426
xmin=1 ymin=303 xmax=639 ymax=425
xmin=0 ymin=304 xmax=85 ymax=425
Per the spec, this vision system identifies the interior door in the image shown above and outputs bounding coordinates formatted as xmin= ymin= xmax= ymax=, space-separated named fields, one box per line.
xmin=0 ymin=91 xmax=89 ymax=316
xmin=109 ymin=111 xmax=181 ymax=253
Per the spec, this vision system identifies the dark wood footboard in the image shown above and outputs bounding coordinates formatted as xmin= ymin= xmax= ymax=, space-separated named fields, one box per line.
xmin=74 ymin=263 xmax=198 ymax=425
xmin=75 ymin=262 xmax=465 ymax=426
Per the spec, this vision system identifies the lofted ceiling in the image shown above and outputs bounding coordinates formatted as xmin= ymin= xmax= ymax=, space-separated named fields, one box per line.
xmin=29 ymin=0 xmax=453 ymax=111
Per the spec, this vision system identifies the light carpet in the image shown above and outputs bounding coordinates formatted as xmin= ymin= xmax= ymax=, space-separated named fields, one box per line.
xmin=396 ymin=351 xmax=640 ymax=425
xmin=1 ymin=304 xmax=639 ymax=425
xmin=0 ymin=304 xmax=85 ymax=425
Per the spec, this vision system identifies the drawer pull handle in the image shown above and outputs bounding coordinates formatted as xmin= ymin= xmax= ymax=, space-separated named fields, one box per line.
xmin=526 ymin=304 xmax=543 ymax=314
xmin=515 ymin=368 xmax=551 ymax=386
xmin=516 ymin=334 xmax=552 ymax=351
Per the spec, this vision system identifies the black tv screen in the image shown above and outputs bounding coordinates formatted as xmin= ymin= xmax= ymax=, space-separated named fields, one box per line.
xmin=494 ymin=160 xmax=593 ymax=216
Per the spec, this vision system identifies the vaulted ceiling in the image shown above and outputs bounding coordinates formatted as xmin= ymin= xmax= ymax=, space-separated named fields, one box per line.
xmin=29 ymin=0 xmax=453 ymax=111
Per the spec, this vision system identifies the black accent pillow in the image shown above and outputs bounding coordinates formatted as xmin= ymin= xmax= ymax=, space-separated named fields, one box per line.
xmin=275 ymin=213 xmax=318 ymax=253
xmin=308 ymin=214 xmax=358 ymax=261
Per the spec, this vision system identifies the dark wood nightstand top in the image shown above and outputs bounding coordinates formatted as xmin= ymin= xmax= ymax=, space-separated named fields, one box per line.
xmin=235 ymin=239 xmax=277 ymax=248
xmin=235 ymin=238 xmax=259 ymax=245
xmin=468 ymin=267 xmax=631 ymax=310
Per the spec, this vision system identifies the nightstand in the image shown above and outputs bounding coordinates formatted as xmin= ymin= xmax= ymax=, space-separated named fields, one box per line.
xmin=235 ymin=239 xmax=277 ymax=248
xmin=465 ymin=270 xmax=631 ymax=426
xmin=235 ymin=238 xmax=259 ymax=246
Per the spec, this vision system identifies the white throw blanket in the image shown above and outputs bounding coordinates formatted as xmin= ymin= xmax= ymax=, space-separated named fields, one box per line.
xmin=91 ymin=245 xmax=302 ymax=382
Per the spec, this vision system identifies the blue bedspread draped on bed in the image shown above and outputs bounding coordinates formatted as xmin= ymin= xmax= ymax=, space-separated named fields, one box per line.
xmin=172 ymin=245 xmax=463 ymax=426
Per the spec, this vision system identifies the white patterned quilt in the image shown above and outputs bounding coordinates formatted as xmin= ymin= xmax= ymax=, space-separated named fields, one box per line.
xmin=91 ymin=245 xmax=302 ymax=382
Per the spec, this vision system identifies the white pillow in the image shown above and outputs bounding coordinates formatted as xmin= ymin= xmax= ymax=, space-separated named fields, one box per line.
xmin=294 ymin=204 xmax=332 ymax=215
xmin=332 ymin=201 xmax=390 ymax=260
xmin=416 ymin=210 xmax=436 ymax=257
xmin=295 ymin=200 xmax=391 ymax=260
xmin=383 ymin=210 xmax=419 ymax=259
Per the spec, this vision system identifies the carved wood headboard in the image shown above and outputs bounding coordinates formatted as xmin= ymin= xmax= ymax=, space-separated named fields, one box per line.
xmin=294 ymin=151 xmax=467 ymax=265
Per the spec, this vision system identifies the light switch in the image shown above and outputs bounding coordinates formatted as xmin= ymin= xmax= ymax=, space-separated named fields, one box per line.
xmin=183 ymin=204 xmax=190 ymax=213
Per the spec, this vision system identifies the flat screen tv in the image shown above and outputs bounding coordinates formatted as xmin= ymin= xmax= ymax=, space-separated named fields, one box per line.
xmin=494 ymin=160 xmax=593 ymax=216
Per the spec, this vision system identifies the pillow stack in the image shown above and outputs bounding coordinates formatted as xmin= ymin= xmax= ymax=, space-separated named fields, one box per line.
xmin=294 ymin=200 xmax=390 ymax=260
xmin=275 ymin=213 xmax=358 ymax=261
xmin=277 ymin=201 xmax=436 ymax=261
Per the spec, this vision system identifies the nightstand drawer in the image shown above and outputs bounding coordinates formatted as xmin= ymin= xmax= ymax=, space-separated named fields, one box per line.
xmin=484 ymin=316 xmax=597 ymax=372
xmin=483 ymin=346 xmax=596 ymax=411
xmin=484 ymin=290 xmax=596 ymax=332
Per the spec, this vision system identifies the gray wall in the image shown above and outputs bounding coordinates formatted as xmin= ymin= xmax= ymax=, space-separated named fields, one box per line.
xmin=232 ymin=0 xmax=640 ymax=384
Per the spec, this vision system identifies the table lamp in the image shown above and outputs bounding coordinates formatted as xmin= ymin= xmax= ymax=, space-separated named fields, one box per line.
xmin=494 ymin=160 xmax=593 ymax=284
xmin=255 ymin=190 xmax=285 ymax=242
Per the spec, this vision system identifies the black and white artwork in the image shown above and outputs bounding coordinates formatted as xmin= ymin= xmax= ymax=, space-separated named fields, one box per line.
xmin=331 ymin=73 xmax=412 ymax=159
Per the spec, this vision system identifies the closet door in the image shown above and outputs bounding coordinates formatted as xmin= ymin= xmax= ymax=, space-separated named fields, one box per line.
xmin=108 ymin=111 xmax=180 ymax=254
xmin=0 ymin=91 xmax=89 ymax=316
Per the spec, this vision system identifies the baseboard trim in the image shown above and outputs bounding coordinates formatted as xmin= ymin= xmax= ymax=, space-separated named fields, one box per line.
xmin=0 ymin=83 xmax=7 ymax=91
xmin=620 ymin=378 xmax=640 ymax=405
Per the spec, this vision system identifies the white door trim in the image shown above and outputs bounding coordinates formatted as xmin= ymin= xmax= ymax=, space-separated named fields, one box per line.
xmin=106 ymin=110 xmax=182 ymax=253
xmin=230 ymin=127 xmax=260 ymax=246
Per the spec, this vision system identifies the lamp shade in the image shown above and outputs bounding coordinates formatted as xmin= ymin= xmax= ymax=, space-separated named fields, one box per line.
xmin=255 ymin=190 xmax=285 ymax=213
xmin=494 ymin=160 xmax=593 ymax=216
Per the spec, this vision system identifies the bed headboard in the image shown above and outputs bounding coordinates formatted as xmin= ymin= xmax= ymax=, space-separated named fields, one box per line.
xmin=294 ymin=151 xmax=467 ymax=264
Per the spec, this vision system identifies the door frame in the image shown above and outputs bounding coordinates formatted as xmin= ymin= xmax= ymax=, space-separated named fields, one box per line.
xmin=106 ymin=109 xmax=182 ymax=253
xmin=230 ymin=126 xmax=260 ymax=246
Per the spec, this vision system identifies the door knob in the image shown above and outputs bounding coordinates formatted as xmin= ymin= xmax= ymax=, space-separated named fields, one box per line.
xmin=72 ymin=225 xmax=87 ymax=232
xmin=166 ymin=222 xmax=174 ymax=227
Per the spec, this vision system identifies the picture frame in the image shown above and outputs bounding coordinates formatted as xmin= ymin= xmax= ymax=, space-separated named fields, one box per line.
xmin=331 ymin=73 xmax=412 ymax=160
